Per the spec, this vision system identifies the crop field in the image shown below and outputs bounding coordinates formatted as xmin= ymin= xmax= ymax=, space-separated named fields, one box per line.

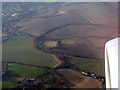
xmin=38 ymin=3 xmax=117 ymax=60
xmin=61 ymin=39 xmax=75 ymax=45
xmin=2 ymin=2 xmax=118 ymax=88
xmin=46 ymin=38 xmax=105 ymax=60
xmin=18 ymin=3 xmax=118 ymax=60
xmin=45 ymin=41 xmax=58 ymax=48
xmin=7 ymin=63 xmax=48 ymax=78
xmin=3 ymin=35 xmax=57 ymax=67
xmin=69 ymin=57 xmax=105 ymax=76
xmin=45 ymin=21 xmax=117 ymax=60
xmin=20 ymin=3 xmax=90 ymax=36
xmin=2 ymin=63 xmax=48 ymax=88
xmin=57 ymin=69 xmax=102 ymax=88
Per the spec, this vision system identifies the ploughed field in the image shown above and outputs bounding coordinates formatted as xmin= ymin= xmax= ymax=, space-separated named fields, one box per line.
xmin=2 ymin=35 xmax=58 ymax=67
xmin=20 ymin=2 xmax=118 ymax=60
xmin=57 ymin=69 xmax=102 ymax=88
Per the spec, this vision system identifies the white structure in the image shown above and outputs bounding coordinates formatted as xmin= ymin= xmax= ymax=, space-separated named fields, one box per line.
xmin=105 ymin=37 xmax=120 ymax=89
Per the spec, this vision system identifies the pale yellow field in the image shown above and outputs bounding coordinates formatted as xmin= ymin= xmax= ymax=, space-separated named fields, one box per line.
xmin=45 ymin=41 xmax=58 ymax=48
xmin=61 ymin=39 xmax=75 ymax=45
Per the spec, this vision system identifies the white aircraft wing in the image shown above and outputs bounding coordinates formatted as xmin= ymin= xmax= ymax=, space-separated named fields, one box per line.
xmin=105 ymin=37 xmax=120 ymax=89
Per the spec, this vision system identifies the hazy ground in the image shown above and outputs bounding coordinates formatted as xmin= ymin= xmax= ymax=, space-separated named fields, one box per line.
xmin=2 ymin=2 xmax=118 ymax=88
xmin=20 ymin=2 xmax=118 ymax=60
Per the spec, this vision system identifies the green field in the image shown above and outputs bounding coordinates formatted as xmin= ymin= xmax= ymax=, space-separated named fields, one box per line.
xmin=8 ymin=63 xmax=47 ymax=78
xmin=3 ymin=35 xmax=57 ymax=67
xmin=69 ymin=57 xmax=105 ymax=76
xmin=2 ymin=63 xmax=48 ymax=88
xmin=2 ymin=77 xmax=17 ymax=88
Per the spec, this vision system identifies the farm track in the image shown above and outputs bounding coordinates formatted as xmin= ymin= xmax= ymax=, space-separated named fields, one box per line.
xmin=51 ymin=54 xmax=62 ymax=68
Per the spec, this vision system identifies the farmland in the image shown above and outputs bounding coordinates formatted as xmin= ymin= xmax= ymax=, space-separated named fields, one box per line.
xmin=7 ymin=63 xmax=47 ymax=78
xmin=2 ymin=2 xmax=118 ymax=88
xmin=2 ymin=63 xmax=48 ymax=88
xmin=69 ymin=57 xmax=105 ymax=77
xmin=20 ymin=2 xmax=118 ymax=60
xmin=57 ymin=69 xmax=102 ymax=88
xmin=45 ymin=41 xmax=58 ymax=48
xmin=3 ymin=35 xmax=57 ymax=67
xmin=20 ymin=3 xmax=118 ymax=60
xmin=2 ymin=2 xmax=118 ymax=60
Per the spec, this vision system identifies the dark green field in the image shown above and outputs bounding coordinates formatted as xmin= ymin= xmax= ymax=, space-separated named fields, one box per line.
xmin=3 ymin=35 xmax=57 ymax=67
xmin=2 ymin=63 xmax=48 ymax=88
xmin=2 ymin=77 xmax=17 ymax=88
xmin=69 ymin=57 xmax=105 ymax=76
xmin=7 ymin=63 xmax=47 ymax=78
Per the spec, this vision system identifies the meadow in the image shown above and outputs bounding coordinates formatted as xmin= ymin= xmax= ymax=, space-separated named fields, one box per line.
xmin=3 ymin=35 xmax=57 ymax=67
xmin=69 ymin=57 xmax=105 ymax=77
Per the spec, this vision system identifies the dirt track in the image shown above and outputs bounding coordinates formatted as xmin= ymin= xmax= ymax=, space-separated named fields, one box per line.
xmin=51 ymin=54 xmax=62 ymax=68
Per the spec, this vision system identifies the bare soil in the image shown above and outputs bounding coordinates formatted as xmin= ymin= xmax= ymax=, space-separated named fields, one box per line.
xmin=57 ymin=69 xmax=102 ymax=88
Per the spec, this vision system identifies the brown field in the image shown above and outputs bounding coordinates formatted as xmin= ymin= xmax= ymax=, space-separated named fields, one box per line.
xmin=19 ymin=2 xmax=118 ymax=60
xmin=57 ymin=69 xmax=102 ymax=88
xmin=20 ymin=3 xmax=91 ymax=36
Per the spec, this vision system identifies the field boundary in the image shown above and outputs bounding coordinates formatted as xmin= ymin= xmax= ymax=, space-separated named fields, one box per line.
xmin=3 ymin=61 xmax=52 ymax=69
